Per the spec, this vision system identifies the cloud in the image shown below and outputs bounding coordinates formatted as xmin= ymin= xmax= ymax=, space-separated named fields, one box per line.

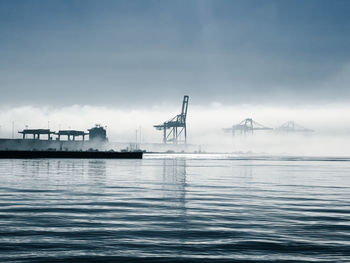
xmin=1 ymin=1 xmax=350 ymax=106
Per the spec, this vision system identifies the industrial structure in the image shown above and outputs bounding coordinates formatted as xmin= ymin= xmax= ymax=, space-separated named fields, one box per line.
xmin=223 ymin=118 xmax=273 ymax=135
xmin=19 ymin=129 xmax=55 ymax=140
xmin=55 ymin=130 xmax=88 ymax=141
xmin=88 ymin=124 xmax=108 ymax=142
xmin=275 ymin=121 xmax=314 ymax=133
xmin=17 ymin=125 xmax=107 ymax=142
xmin=154 ymin=95 xmax=189 ymax=144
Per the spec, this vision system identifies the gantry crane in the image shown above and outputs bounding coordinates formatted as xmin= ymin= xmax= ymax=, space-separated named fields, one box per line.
xmin=276 ymin=121 xmax=314 ymax=133
xmin=223 ymin=118 xmax=273 ymax=135
xmin=154 ymin=95 xmax=189 ymax=144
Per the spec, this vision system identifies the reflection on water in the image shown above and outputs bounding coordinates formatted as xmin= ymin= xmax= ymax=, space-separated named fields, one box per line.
xmin=162 ymin=158 xmax=186 ymax=203
xmin=0 ymin=156 xmax=349 ymax=262
xmin=161 ymin=159 xmax=187 ymax=235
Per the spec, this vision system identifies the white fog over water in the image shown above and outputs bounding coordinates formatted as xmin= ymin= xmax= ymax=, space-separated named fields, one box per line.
xmin=1 ymin=103 xmax=349 ymax=156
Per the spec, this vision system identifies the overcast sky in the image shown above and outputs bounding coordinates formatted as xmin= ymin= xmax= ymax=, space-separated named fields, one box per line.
xmin=1 ymin=0 xmax=350 ymax=107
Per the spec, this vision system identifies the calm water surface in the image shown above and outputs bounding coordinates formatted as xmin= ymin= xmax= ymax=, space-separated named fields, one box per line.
xmin=0 ymin=154 xmax=349 ymax=262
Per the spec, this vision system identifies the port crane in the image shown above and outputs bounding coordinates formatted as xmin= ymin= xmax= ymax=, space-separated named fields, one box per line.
xmin=223 ymin=118 xmax=273 ymax=135
xmin=154 ymin=95 xmax=189 ymax=144
xmin=276 ymin=121 xmax=314 ymax=133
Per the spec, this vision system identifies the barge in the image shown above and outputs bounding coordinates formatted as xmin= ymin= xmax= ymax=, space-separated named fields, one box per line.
xmin=0 ymin=150 xmax=143 ymax=159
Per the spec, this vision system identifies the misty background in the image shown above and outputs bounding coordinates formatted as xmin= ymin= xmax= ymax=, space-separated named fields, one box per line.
xmin=0 ymin=0 xmax=350 ymax=155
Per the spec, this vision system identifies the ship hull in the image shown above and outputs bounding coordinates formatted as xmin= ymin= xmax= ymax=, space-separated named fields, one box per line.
xmin=0 ymin=150 xmax=143 ymax=159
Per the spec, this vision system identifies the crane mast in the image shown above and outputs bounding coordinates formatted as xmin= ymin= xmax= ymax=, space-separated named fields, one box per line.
xmin=154 ymin=95 xmax=189 ymax=144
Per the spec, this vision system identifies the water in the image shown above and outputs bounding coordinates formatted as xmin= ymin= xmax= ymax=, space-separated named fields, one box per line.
xmin=0 ymin=154 xmax=349 ymax=262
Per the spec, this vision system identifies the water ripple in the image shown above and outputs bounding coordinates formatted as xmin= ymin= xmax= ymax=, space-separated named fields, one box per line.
xmin=0 ymin=157 xmax=349 ymax=262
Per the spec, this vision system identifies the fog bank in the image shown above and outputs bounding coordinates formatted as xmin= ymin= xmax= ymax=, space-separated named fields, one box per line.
xmin=0 ymin=103 xmax=349 ymax=156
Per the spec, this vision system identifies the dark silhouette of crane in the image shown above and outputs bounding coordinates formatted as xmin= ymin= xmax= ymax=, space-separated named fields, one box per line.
xmin=223 ymin=118 xmax=273 ymax=135
xmin=154 ymin=95 xmax=189 ymax=144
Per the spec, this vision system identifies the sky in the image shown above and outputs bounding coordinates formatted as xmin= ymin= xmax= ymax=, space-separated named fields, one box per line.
xmin=1 ymin=0 xmax=350 ymax=106
xmin=1 ymin=0 xmax=350 ymax=155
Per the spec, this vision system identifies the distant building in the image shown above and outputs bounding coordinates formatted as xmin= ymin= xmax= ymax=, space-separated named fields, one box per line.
xmin=88 ymin=124 xmax=107 ymax=142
